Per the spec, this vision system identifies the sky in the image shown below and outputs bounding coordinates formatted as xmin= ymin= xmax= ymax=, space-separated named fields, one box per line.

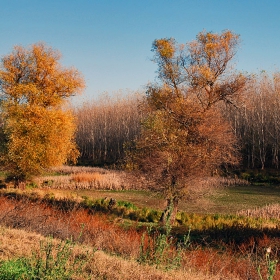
xmin=1 ymin=0 xmax=280 ymax=103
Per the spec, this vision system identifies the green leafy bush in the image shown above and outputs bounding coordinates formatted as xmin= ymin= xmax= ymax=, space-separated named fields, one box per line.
xmin=0 ymin=237 xmax=92 ymax=280
xmin=117 ymin=200 xmax=137 ymax=210
xmin=0 ymin=258 xmax=30 ymax=280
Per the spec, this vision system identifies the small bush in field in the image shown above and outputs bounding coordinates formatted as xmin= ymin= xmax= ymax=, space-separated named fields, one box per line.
xmin=94 ymin=198 xmax=110 ymax=211
xmin=43 ymin=192 xmax=56 ymax=201
xmin=240 ymin=172 xmax=252 ymax=181
xmin=26 ymin=182 xmax=38 ymax=189
xmin=146 ymin=209 xmax=161 ymax=223
xmin=0 ymin=258 xmax=30 ymax=280
xmin=176 ymin=211 xmax=189 ymax=225
xmin=0 ymin=237 xmax=92 ymax=280
xmin=128 ymin=209 xmax=142 ymax=220
xmin=28 ymin=238 xmax=90 ymax=279
xmin=138 ymin=204 xmax=191 ymax=270
xmin=137 ymin=208 xmax=161 ymax=223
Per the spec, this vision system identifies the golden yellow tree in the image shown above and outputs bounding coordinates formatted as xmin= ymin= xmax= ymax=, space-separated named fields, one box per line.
xmin=127 ymin=30 xmax=247 ymax=223
xmin=0 ymin=43 xmax=85 ymax=181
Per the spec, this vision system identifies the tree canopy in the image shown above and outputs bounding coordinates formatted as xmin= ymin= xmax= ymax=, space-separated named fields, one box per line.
xmin=0 ymin=43 xmax=85 ymax=181
xmin=126 ymin=30 xmax=248 ymax=223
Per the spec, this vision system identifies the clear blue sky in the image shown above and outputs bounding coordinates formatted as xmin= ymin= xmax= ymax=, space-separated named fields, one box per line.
xmin=1 ymin=1 xmax=280 ymax=103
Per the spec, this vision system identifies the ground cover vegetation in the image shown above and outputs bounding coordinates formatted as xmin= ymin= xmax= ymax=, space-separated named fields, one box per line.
xmin=0 ymin=183 xmax=280 ymax=279
xmin=0 ymin=226 xmax=222 ymax=280
xmin=1 ymin=30 xmax=280 ymax=279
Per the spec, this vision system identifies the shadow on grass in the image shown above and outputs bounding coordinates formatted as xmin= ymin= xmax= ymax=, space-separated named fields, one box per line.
xmin=174 ymin=224 xmax=280 ymax=256
xmin=2 ymin=189 xmax=280 ymax=257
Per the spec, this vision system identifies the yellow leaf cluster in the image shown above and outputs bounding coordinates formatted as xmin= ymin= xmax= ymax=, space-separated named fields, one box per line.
xmin=154 ymin=39 xmax=176 ymax=59
xmin=0 ymin=43 xmax=84 ymax=180
xmin=0 ymin=43 xmax=84 ymax=107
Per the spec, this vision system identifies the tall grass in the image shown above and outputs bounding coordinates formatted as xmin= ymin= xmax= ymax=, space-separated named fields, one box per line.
xmin=33 ymin=166 xmax=247 ymax=199
xmin=237 ymin=203 xmax=280 ymax=220
xmin=1 ymin=226 xmax=214 ymax=280
xmin=0 ymin=237 xmax=92 ymax=280
xmin=34 ymin=166 xmax=151 ymax=191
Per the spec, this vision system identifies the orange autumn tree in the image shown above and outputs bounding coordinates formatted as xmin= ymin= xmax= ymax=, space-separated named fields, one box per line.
xmin=127 ymin=30 xmax=247 ymax=223
xmin=0 ymin=43 xmax=85 ymax=182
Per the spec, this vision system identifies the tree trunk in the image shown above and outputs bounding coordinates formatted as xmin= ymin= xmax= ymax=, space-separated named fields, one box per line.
xmin=160 ymin=196 xmax=179 ymax=225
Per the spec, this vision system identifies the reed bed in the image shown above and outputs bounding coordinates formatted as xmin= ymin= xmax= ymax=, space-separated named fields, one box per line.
xmin=35 ymin=166 xmax=150 ymax=191
xmin=36 ymin=166 xmax=247 ymax=198
xmin=237 ymin=203 xmax=280 ymax=220
xmin=185 ymin=176 xmax=249 ymax=201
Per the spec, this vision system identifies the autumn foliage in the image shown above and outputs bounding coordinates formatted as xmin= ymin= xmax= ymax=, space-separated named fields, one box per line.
xmin=125 ymin=30 xmax=247 ymax=222
xmin=0 ymin=43 xmax=85 ymax=180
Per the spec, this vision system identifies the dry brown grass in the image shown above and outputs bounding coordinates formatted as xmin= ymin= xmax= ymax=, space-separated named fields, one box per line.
xmin=51 ymin=165 xmax=107 ymax=175
xmin=34 ymin=166 xmax=150 ymax=191
xmin=0 ymin=226 xmax=44 ymax=261
xmin=185 ymin=176 xmax=249 ymax=201
xmin=0 ymin=225 xmax=232 ymax=280
xmin=37 ymin=166 xmax=246 ymax=197
xmin=87 ymin=250 xmax=231 ymax=280
xmin=0 ymin=195 xmax=142 ymax=258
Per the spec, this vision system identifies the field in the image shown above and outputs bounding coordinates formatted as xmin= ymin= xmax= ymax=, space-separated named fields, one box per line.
xmin=0 ymin=167 xmax=280 ymax=279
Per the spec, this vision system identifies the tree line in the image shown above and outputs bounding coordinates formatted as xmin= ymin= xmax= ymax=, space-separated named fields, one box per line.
xmin=74 ymin=91 xmax=142 ymax=166
xmin=75 ymin=73 xmax=280 ymax=171
xmin=224 ymin=72 xmax=280 ymax=170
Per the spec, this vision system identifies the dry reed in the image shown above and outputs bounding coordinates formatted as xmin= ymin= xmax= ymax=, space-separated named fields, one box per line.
xmin=237 ymin=203 xmax=280 ymax=220
xmin=37 ymin=166 xmax=246 ymax=195
xmin=34 ymin=166 xmax=152 ymax=191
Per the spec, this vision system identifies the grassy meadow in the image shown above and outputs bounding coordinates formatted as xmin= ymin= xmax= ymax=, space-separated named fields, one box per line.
xmin=0 ymin=166 xmax=280 ymax=279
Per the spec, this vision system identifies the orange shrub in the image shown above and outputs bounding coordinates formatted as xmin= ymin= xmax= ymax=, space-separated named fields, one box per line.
xmin=71 ymin=172 xmax=102 ymax=183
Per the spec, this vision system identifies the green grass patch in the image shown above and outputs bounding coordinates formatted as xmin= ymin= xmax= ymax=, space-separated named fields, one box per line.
xmin=210 ymin=185 xmax=280 ymax=213
xmin=2 ymin=188 xmax=280 ymax=231
xmin=73 ymin=183 xmax=280 ymax=215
